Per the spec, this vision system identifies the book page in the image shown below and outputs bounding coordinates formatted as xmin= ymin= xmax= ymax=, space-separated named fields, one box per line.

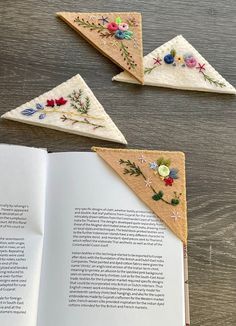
xmin=0 ymin=145 xmax=47 ymax=326
xmin=38 ymin=152 xmax=185 ymax=326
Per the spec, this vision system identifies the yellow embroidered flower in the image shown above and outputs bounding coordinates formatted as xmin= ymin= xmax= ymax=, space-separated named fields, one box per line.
xmin=175 ymin=55 xmax=184 ymax=64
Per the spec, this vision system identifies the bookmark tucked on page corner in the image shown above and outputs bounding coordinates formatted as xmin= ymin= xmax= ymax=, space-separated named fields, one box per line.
xmin=92 ymin=147 xmax=187 ymax=244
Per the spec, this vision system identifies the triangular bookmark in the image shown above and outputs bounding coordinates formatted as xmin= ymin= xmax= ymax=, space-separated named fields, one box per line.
xmin=1 ymin=74 xmax=127 ymax=144
xmin=92 ymin=147 xmax=187 ymax=243
xmin=57 ymin=12 xmax=144 ymax=84
xmin=113 ymin=35 xmax=236 ymax=94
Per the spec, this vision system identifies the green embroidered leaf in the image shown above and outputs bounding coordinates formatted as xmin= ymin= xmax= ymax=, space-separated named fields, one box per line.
xmin=163 ymin=159 xmax=171 ymax=167
xmin=157 ymin=157 xmax=164 ymax=166
xmin=170 ymin=49 xmax=176 ymax=57
xmin=171 ymin=198 xmax=180 ymax=206
xmin=152 ymin=191 xmax=164 ymax=201
xmin=116 ymin=17 xmax=122 ymax=24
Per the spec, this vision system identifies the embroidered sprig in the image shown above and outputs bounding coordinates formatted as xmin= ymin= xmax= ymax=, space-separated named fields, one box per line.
xmin=119 ymin=159 xmax=142 ymax=176
xmin=60 ymin=115 xmax=104 ymax=129
xmin=68 ymin=90 xmax=91 ymax=114
xmin=120 ymin=42 xmax=137 ymax=70
xmin=74 ymin=17 xmax=107 ymax=33
xmin=119 ymin=159 xmax=181 ymax=206
xmin=201 ymin=72 xmax=226 ymax=88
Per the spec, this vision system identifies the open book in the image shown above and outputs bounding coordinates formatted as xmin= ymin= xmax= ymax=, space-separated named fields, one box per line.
xmin=0 ymin=144 xmax=187 ymax=326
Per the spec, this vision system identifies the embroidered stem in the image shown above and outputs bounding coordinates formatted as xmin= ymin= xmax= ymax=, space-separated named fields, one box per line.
xmin=144 ymin=66 xmax=158 ymax=74
xmin=74 ymin=17 xmax=106 ymax=32
xmin=119 ymin=41 xmax=137 ymax=70
xmin=40 ymin=109 xmax=103 ymax=121
xmin=201 ymin=72 xmax=226 ymax=88
xmin=60 ymin=115 xmax=105 ymax=129
xmin=119 ymin=159 xmax=180 ymax=206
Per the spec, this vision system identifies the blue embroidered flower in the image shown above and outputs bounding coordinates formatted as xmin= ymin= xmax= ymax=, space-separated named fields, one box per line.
xmin=39 ymin=113 xmax=46 ymax=120
xmin=115 ymin=30 xmax=125 ymax=39
xmin=21 ymin=108 xmax=37 ymax=116
xmin=164 ymin=54 xmax=174 ymax=64
xmin=36 ymin=103 xmax=44 ymax=110
xmin=169 ymin=168 xmax=179 ymax=179
xmin=149 ymin=162 xmax=158 ymax=170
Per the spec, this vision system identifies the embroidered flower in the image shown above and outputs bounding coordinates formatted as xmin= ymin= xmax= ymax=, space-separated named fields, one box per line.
xmin=115 ymin=30 xmax=126 ymax=39
xmin=164 ymin=177 xmax=174 ymax=186
xmin=46 ymin=99 xmax=55 ymax=107
xmin=169 ymin=168 xmax=179 ymax=179
xmin=55 ymin=97 xmax=67 ymax=106
xmin=138 ymin=155 xmax=146 ymax=164
xmin=149 ymin=162 xmax=158 ymax=170
xmin=175 ymin=55 xmax=184 ymax=64
xmin=107 ymin=22 xmax=119 ymax=32
xmin=171 ymin=210 xmax=181 ymax=221
xmin=196 ymin=63 xmax=206 ymax=73
xmin=36 ymin=103 xmax=44 ymax=110
xmin=119 ymin=23 xmax=129 ymax=31
xmin=153 ymin=57 xmax=162 ymax=65
xmin=185 ymin=56 xmax=197 ymax=68
xmin=158 ymin=165 xmax=170 ymax=177
xmin=144 ymin=177 xmax=152 ymax=187
xmin=164 ymin=54 xmax=175 ymax=64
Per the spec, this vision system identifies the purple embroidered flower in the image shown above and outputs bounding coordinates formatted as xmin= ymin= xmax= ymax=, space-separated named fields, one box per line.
xmin=36 ymin=103 xmax=44 ymax=110
xmin=39 ymin=113 xmax=46 ymax=120
xmin=164 ymin=54 xmax=174 ymax=64
xmin=21 ymin=108 xmax=37 ymax=116
xmin=115 ymin=30 xmax=125 ymax=39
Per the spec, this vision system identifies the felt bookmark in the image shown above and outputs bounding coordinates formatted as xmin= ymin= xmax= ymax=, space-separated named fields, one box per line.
xmin=113 ymin=35 xmax=236 ymax=94
xmin=92 ymin=147 xmax=187 ymax=244
xmin=57 ymin=12 xmax=144 ymax=84
xmin=1 ymin=74 xmax=127 ymax=144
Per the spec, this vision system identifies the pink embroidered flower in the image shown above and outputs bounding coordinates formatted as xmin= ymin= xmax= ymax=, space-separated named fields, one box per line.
xmin=46 ymin=99 xmax=55 ymax=107
xmin=185 ymin=56 xmax=197 ymax=68
xmin=118 ymin=23 xmax=129 ymax=31
xmin=107 ymin=22 xmax=119 ymax=32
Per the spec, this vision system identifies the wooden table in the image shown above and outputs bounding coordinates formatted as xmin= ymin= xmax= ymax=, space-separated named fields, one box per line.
xmin=0 ymin=1 xmax=236 ymax=325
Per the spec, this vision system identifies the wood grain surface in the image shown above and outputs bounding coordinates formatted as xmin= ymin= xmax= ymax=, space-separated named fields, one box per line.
xmin=0 ymin=1 xmax=236 ymax=325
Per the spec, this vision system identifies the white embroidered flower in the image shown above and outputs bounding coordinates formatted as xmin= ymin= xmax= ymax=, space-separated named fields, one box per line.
xmin=171 ymin=210 xmax=181 ymax=221
xmin=138 ymin=155 xmax=146 ymax=164
xmin=144 ymin=177 xmax=152 ymax=187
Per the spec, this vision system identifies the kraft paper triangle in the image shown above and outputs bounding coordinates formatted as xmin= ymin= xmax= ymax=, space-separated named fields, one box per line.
xmin=1 ymin=74 xmax=127 ymax=144
xmin=92 ymin=147 xmax=187 ymax=243
xmin=113 ymin=35 xmax=236 ymax=94
xmin=57 ymin=12 xmax=144 ymax=84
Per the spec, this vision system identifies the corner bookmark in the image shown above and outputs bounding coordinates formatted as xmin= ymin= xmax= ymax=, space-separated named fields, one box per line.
xmin=57 ymin=12 xmax=144 ymax=84
xmin=113 ymin=35 xmax=236 ymax=94
xmin=1 ymin=74 xmax=127 ymax=144
xmin=92 ymin=147 xmax=188 ymax=244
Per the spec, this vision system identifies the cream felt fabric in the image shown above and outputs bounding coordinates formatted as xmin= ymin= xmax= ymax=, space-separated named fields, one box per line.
xmin=1 ymin=74 xmax=127 ymax=144
xmin=113 ymin=35 xmax=236 ymax=94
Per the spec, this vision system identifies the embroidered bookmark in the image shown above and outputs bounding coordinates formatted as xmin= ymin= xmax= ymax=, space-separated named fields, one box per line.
xmin=92 ymin=147 xmax=187 ymax=243
xmin=113 ymin=35 xmax=236 ymax=94
xmin=1 ymin=74 xmax=127 ymax=144
xmin=57 ymin=12 xmax=144 ymax=84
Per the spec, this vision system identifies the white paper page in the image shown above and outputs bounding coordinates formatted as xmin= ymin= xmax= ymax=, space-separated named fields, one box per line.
xmin=0 ymin=145 xmax=47 ymax=326
xmin=38 ymin=152 xmax=185 ymax=326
